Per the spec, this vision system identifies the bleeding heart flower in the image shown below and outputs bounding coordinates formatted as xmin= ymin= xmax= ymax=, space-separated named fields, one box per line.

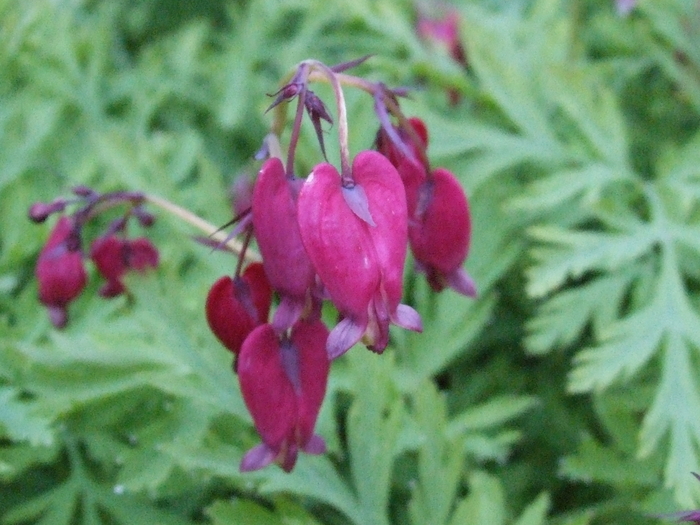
xmin=205 ymin=262 xmax=272 ymax=357
xmin=376 ymin=117 xmax=429 ymax=169
xmin=36 ymin=216 xmax=87 ymax=328
xmin=416 ymin=9 xmax=467 ymax=104
xmin=238 ymin=319 xmax=329 ymax=472
xmin=416 ymin=9 xmax=467 ymax=66
xmin=399 ymin=159 xmax=476 ymax=296
xmin=297 ymin=150 xmax=422 ymax=359
xmin=90 ymin=235 xmax=159 ymax=298
xmin=252 ymin=157 xmax=316 ymax=329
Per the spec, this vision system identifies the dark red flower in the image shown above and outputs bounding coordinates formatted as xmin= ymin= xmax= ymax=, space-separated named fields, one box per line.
xmin=376 ymin=117 xmax=429 ymax=169
xmin=297 ymin=150 xmax=422 ymax=359
xmin=90 ymin=235 xmax=159 ymax=297
xmin=400 ymin=159 xmax=476 ymax=296
xmin=205 ymin=262 xmax=272 ymax=355
xmin=252 ymin=157 xmax=316 ymax=329
xmin=238 ymin=319 xmax=330 ymax=472
xmin=36 ymin=216 xmax=87 ymax=328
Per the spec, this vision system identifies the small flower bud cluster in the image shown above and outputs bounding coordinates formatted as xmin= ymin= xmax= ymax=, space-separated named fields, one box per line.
xmin=29 ymin=189 xmax=159 ymax=327
xmin=204 ymin=59 xmax=476 ymax=472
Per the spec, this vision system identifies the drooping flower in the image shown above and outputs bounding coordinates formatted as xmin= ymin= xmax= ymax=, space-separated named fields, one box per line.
xmin=205 ymin=262 xmax=272 ymax=356
xmin=252 ymin=157 xmax=316 ymax=330
xmin=297 ymin=150 xmax=422 ymax=359
xmin=238 ymin=319 xmax=330 ymax=472
xmin=416 ymin=9 xmax=467 ymax=67
xmin=376 ymin=116 xmax=429 ymax=169
xmin=90 ymin=235 xmax=159 ymax=298
xmin=36 ymin=216 xmax=87 ymax=328
xmin=399 ymin=159 xmax=476 ymax=296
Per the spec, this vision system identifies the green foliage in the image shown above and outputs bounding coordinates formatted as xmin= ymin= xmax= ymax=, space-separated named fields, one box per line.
xmin=2 ymin=0 xmax=700 ymax=523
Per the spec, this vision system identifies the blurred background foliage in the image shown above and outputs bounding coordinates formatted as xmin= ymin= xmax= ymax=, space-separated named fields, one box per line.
xmin=1 ymin=0 xmax=700 ymax=523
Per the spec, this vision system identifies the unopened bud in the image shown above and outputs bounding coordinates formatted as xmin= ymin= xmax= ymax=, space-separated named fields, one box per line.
xmin=133 ymin=207 xmax=156 ymax=227
xmin=28 ymin=200 xmax=67 ymax=223
xmin=72 ymin=185 xmax=96 ymax=198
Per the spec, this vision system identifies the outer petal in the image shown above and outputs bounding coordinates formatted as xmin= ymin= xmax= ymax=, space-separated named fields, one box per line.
xmin=90 ymin=236 xmax=127 ymax=282
xmin=408 ymin=167 xmax=471 ymax=275
xmin=127 ymin=238 xmax=159 ymax=271
xmin=397 ymin=158 xmax=428 ymax=222
xmin=37 ymin=216 xmax=87 ymax=308
xmin=238 ymin=324 xmax=297 ymax=450
xmin=297 ymin=162 xmax=379 ymax=319
xmin=352 ymin=151 xmax=408 ymax=311
xmin=252 ymin=158 xmax=315 ymax=298
xmin=205 ymin=276 xmax=257 ymax=354
xmin=290 ymin=319 xmax=330 ymax=446
xmin=242 ymin=262 xmax=273 ymax=324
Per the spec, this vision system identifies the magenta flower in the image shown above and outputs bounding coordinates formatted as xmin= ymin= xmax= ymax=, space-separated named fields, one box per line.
xmin=90 ymin=235 xmax=159 ymax=298
xmin=416 ymin=9 xmax=467 ymax=67
xmin=400 ymin=159 xmax=476 ymax=296
xmin=238 ymin=319 xmax=330 ymax=472
xmin=297 ymin=150 xmax=422 ymax=359
xmin=252 ymin=157 xmax=316 ymax=329
xmin=205 ymin=262 xmax=272 ymax=356
xmin=36 ymin=216 xmax=87 ymax=328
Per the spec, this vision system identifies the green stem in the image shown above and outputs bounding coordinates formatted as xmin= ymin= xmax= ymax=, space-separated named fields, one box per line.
xmin=143 ymin=194 xmax=259 ymax=261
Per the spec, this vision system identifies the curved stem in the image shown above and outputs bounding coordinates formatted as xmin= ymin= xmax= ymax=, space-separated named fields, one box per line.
xmin=309 ymin=69 xmax=430 ymax=172
xmin=308 ymin=62 xmax=352 ymax=182
xmin=285 ymin=68 xmax=309 ymax=177
xmin=143 ymin=194 xmax=260 ymax=261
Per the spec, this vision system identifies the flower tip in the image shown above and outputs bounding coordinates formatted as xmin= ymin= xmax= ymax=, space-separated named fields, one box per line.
xmin=71 ymin=185 xmax=95 ymax=197
xmin=303 ymin=434 xmax=326 ymax=455
xmin=392 ymin=304 xmax=423 ymax=333
xmin=327 ymin=318 xmax=366 ymax=360
xmin=239 ymin=443 xmax=277 ymax=472
xmin=28 ymin=203 xmax=52 ymax=223
xmin=330 ymin=54 xmax=374 ymax=73
xmin=47 ymin=305 xmax=68 ymax=329
xmin=342 ymin=184 xmax=376 ymax=227
xmin=28 ymin=201 xmax=66 ymax=223
xmin=447 ymin=268 xmax=477 ymax=297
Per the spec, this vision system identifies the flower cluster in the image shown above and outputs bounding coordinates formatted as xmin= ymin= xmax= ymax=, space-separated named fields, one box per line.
xmin=29 ymin=189 xmax=159 ymax=327
xmin=30 ymin=57 xmax=475 ymax=474
xmin=205 ymin=59 xmax=475 ymax=471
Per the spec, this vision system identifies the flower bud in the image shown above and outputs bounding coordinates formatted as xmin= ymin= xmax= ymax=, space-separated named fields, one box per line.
xmin=205 ymin=263 xmax=272 ymax=355
xmin=36 ymin=216 xmax=87 ymax=328
xmin=28 ymin=200 xmax=67 ymax=223
xmin=90 ymin=235 xmax=159 ymax=298
xmin=376 ymin=117 xmax=428 ymax=169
